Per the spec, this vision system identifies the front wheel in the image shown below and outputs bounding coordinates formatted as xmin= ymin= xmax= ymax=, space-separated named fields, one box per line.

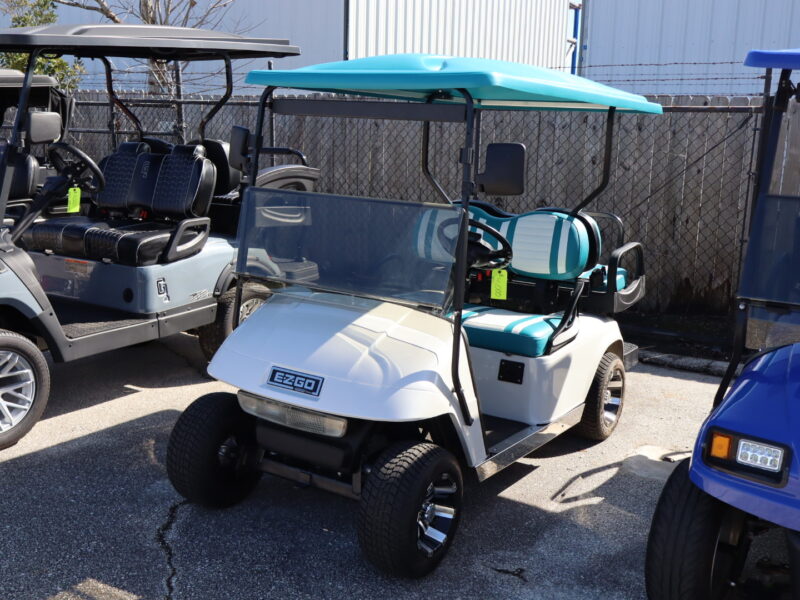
xmin=358 ymin=441 xmax=463 ymax=578
xmin=645 ymin=459 xmax=751 ymax=600
xmin=0 ymin=329 xmax=50 ymax=450
xmin=197 ymin=284 xmax=271 ymax=361
xmin=166 ymin=392 xmax=262 ymax=508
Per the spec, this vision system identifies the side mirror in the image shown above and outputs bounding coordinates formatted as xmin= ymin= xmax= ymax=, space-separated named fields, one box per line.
xmin=25 ymin=111 xmax=62 ymax=144
xmin=229 ymin=125 xmax=251 ymax=172
xmin=476 ymin=142 xmax=526 ymax=196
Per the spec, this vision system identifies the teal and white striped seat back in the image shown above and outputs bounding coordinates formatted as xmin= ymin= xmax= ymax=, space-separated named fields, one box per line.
xmin=414 ymin=208 xmax=459 ymax=263
xmin=468 ymin=206 xmax=594 ymax=280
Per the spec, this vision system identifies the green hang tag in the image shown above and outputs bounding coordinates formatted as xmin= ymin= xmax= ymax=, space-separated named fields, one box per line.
xmin=490 ymin=269 xmax=508 ymax=300
xmin=67 ymin=187 xmax=81 ymax=213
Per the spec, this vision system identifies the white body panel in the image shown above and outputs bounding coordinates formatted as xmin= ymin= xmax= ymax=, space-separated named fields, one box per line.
xmin=210 ymin=291 xmax=487 ymax=466
xmin=470 ymin=315 xmax=622 ymax=425
xmin=211 ymin=292 xmax=623 ymax=469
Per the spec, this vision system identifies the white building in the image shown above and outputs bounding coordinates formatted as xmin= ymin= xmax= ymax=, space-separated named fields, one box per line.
xmin=579 ymin=0 xmax=800 ymax=95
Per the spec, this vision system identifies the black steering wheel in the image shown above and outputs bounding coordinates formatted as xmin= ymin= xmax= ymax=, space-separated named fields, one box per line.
xmin=436 ymin=217 xmax=513 ymax=269
xmin=47 ymin=142 xmax=105 ymax=193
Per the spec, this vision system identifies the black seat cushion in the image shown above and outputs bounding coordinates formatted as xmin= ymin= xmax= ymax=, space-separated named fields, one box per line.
xmin=22 ymin=215 xmax=102 ymax=256
xmin=95 ymin=141 xmax=150 ymax=211
xmin=147 ymin=144 xmax=216 ymax=218
xmin=83 ymin=220 xmax=175 ymax=266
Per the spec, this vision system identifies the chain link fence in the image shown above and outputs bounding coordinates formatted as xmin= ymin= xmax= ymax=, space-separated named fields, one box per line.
xmin=68 ymin=90 xmax=764 ymax=318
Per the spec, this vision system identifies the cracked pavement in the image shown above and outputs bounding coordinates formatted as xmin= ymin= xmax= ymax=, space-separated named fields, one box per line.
xmin=0 ymin=333 xmax=747 ymax=599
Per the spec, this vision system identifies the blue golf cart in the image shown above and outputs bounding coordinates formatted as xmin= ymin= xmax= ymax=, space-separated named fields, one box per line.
xmin=645 ymin=49 xmax=800 ymax=599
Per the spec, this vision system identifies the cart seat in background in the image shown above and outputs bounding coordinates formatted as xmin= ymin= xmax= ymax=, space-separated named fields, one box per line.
xmin=23 ymin=142 xmax=216 ymax=266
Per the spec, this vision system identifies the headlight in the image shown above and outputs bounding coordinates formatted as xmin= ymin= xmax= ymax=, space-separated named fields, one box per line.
xmin=238 ymin=391 xmax=347 ymax=438
xmin=705 ymin=429 xmax=789 ymax=484
xmin=736 ymin=439 xmax=783 ymax=472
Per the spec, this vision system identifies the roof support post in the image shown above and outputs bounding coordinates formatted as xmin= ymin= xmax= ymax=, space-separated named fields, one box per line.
xmin=572 ymin=106 xmax=615 ymax=214
xmin=251 ymin=85 xmax=277 ymax=182
xmin=449 ymin=87 xmax=476 ymax=427
xmin=11 ymin=48 xmax=42 ymax=147
xmin=100 ymin=57 xmax=143 ymax=141
xmin=173 ymin=61 xmax=186 ymax=144
xmin=198 ymin=53 xmax=232 ymax=141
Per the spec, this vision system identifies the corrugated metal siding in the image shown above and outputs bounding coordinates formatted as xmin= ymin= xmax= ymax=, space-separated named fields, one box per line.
xmin=348 ymin=0 xmax=571 ymax=67
xmin=581 ymin=0 xmax=800 ymax=95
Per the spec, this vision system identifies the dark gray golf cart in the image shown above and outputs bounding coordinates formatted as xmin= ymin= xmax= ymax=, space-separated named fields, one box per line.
xmin=0 ymin=68 xmax=72 ymax=223
xmin=0 ymin=24 xmax=317 ymax=449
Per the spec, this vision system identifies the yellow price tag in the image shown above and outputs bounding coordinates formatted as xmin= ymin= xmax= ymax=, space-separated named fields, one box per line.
xmin=490 ymin=269 xmax=508 ymax=300
xmin=67 ymin=187 xmax=81 ymax=213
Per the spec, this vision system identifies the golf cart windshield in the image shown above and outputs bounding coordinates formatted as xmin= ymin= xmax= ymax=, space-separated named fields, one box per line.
xmin=236 ymin=187 xmax=460 ymax=311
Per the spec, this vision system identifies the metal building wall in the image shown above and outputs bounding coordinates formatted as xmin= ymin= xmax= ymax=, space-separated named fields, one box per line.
xmin=580 ymin=0 xmax=800 ymax=95
xmin=347 ymin=0 xmax=571 ymax=67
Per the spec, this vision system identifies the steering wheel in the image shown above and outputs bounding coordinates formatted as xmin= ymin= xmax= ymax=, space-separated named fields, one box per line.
xmin=436 ymin=217 xmax=513 ymax=269
xmin=47 ymin=142 xmax=105 ymax=193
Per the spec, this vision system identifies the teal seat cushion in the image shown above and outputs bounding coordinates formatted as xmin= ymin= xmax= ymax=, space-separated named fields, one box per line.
xmin=468 ymin=206 xmax=591 ymax=280
xmin=580 ymin=265 xmax=629 ymax=291
xmin=459 ymin=305 xmax=562 ymax=358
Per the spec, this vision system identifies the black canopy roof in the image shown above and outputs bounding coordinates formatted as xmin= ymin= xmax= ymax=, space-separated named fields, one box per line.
xmin=0 ymin=24 xmax=300 ymax=60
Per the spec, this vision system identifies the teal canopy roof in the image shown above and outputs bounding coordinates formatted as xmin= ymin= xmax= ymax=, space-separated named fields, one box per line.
xmin=245 ymin=54 xmax=662 ymax=114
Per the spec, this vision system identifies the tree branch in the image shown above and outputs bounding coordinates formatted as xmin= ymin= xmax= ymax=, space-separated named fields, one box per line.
xmin=52 ymin=0 xmax=123 ymax=23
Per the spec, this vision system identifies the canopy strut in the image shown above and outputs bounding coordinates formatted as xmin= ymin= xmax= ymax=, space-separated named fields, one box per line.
xmin=572 ymin=107 xmax=615 ymax=214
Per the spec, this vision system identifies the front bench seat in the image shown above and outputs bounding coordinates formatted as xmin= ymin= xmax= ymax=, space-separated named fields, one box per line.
xmin=80 ymin=145 xmax=216 ymax=265
xmin=24 ymin=141 xmax=151 ymax=254
xmin=458 ymin=304 xmax=575 ymax=358
xmin=24 ymin=143 xmax=216 ymax=266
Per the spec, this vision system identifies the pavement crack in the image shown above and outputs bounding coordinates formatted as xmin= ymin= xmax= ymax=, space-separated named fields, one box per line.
xmin=492 ymin=566 xmax=528 ymax=582
xmin=156 ymin=499 xmax=188 ymax=600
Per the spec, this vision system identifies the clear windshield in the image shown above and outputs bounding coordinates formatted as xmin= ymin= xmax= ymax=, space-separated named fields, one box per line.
xmin=236 ymin=187 xmax=461 ymax=311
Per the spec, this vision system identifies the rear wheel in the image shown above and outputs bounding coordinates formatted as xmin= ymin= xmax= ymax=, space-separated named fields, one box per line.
xmin=574 ymin=351 xmax=625 ymax=441
xmin=0 ymin=329 xmax=50 ymax=450
xmin=358 ymin=441 xmax=462 ymax=578
xmin=197 ymin=284 xmax=271 ymax=361
xmin=645 ymin=459 xmax=751 ymax=600
xmin=166 ymin=392 xmax=261 ymax=508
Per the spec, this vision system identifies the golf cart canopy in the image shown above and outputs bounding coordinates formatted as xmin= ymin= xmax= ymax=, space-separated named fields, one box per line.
xmin=745 ymin=49 xmax=800 ymax=69
xmin=245 ymin=54 xmax=662 ymax=114
xmin=0 ymin=24 xmax=300 ymax=60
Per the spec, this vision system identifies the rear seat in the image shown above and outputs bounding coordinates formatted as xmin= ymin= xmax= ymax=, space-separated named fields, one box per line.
xmin=24 ymin=142 xmax=216 ymax=266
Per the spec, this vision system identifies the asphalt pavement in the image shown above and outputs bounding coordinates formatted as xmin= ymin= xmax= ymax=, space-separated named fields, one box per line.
xmin=0 ymin=334 xmax=730 ymax=599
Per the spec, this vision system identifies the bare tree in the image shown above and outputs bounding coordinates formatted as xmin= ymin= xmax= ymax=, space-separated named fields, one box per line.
xmin=51 ymin=0 xmax=249 ymax=93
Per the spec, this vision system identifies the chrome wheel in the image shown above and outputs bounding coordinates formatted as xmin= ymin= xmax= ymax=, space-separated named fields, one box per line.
xmin=238 ymin=297 xmax=264 ymax=322
xmin=0 ymin=350 xmax=36 ymax=433
xmin=417 ymin=472 xmax=458 ymax=557
xmin=602 ymin=367 xmax=624 ymax=428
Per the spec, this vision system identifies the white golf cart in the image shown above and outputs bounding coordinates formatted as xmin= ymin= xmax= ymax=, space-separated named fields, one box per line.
xmin=166 ymin=54 xmax=662 ymax=577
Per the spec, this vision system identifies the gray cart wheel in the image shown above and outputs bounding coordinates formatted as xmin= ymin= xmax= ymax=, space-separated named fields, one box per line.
xmin=574 ymin=351 xmax=625 ymax=441
xmin=197 ymin=284 xmax=271 ymax=361
xmin=166 ymin=392 xmax=261 ymax=508
xmin=646 ymin=459 xmax=751 ymax=600
xmin=0 ymin=329 xmax=50 ymax=450
xmin=358 ymin=441 xmax=463 ymax=578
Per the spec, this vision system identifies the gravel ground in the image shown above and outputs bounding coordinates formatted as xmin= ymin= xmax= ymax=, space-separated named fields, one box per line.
xmin=0 ymin=334 xmax=767 ymax=600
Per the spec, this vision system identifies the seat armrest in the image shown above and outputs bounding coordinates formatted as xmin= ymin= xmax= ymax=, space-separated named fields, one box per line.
xmin=164 ymin=217 xmax=210 ymax=262
xmin=607 ymin=242 xmax=644 ymax=295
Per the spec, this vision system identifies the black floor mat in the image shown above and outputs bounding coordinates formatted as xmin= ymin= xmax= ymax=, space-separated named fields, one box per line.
xmin=482 ymin=414 xmax=529 ymax=449
xmin=50 ymin=297 xmax=153 ymax=339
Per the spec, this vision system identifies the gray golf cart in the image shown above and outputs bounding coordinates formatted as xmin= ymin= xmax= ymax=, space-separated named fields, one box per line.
xmin=0 ymin=68 xmax=72 ymax=222
xmin=0 ymin=24 xmax=317 ymax=449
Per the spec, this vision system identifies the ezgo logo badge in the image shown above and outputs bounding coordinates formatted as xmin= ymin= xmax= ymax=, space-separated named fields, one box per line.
xmin=268 ymin=367 xmax=323 ymax=397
